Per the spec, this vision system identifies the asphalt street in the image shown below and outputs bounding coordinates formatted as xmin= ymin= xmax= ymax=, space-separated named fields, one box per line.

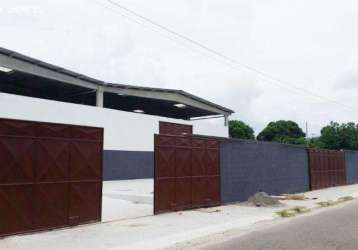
xmin=196 ymin=200 xmax=358 ymax=250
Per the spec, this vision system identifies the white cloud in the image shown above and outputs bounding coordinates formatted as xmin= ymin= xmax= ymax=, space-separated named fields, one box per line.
xmin=1 ymin=0 xmax=358 ymax=135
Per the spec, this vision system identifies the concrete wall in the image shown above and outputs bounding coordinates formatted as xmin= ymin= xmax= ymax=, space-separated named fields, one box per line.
xmin=0 ymin=93 xmax=228 ymax=151
xmin=220 ymin=139 xmax=310 ymax=203
xmin=345 ymin=150 xmax=358 ymax=185
xmin=103 ymin=150 xmax=153 ymax=180
xmin=0 ymin=93 xmax=228 ymax=180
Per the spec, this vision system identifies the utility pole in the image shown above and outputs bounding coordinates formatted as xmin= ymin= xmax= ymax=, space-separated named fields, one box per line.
xmin=305 ymin=122 xmax=309 ymax=146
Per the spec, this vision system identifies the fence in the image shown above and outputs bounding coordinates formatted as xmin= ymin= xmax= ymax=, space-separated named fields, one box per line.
xmin=220 ymin=139 xmax=310 ymax=203
xmin=100 ymin=137 xmax=358 ymax=205
xmin=345 ymin=150 xmax=358 ymax=185
xmin=220 ymin=138 xmax=358 ymax=204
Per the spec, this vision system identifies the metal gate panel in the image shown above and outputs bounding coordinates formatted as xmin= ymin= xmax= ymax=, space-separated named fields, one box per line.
xmin=68 ymin=140 xmax=103 ymax=225
xmin=206 ymin=140 xmax=220 ymax=206
xmin=69 ymin=182 xmax=102 ymax=225
xmin=159 ymin=121 xmax=193 ymax=136
xmin=71 ymin=126 xmax=103 ymax=141
xmin=175 ymin=178 xmax=191 ymax=210
xmin=69 ymin=142 xmax=102 ymax=181
xmin=0 ymin=119 xmax=36 ymax=137
xmin=0 ymin=185 xmax=33 ymax=236
xmin=36 ymin=140 xmax=69 ymax=182
xmin=207 ymin=140 xmax=220 ymax=149
xmin=0 ymin=138 xmax=35 ymax=184
xmin=33 ymin=183 xmax=68 ymax=229
xmin=156 ymin=148 xmax=176 ymax=178
xmin=207 ymin=148 xmax=220 ymax=175
xmin=156 ymin=136 xmax=176 ymax=178
xmin=155 ymin=134 xmax=221 ymax=214
xmin=308 ymin=149 xmax=346 ymax=190
xmin=192 ymin=148 xmax=206 ymax=176
xmin=176 ymin=137 xmax=192 ymax=147
xmin=37 ymin=123 xmax=71 ymax=139
xmin=0 ymin=118 xmax=103 ymax=237
xmin=191 ymin=176 xmax=208 ymax=207
xmin=154 ymin=179 xmax=176 ymax=213
xmin=176 ymin=147 xmax=191 ymax=177
xmin=207 ymin=176 xmax=220 ymax=205
xmin=175 ymin=140 xmax=192 ymax=210
xmin=157 ymin=134 xmax=177 ymax=147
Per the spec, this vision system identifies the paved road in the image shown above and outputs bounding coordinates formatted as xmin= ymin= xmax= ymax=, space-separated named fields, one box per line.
xmin=196 ymin=201 xmax=358 ymax=250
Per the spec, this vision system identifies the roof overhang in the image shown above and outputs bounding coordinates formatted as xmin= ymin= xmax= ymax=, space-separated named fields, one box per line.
xmin=104 ymin=84 xmax=233 ymax=116
xmin=0 ymin=47 xmax=234 ymax=119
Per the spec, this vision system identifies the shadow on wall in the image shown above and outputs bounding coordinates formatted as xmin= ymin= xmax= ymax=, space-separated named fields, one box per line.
xmin=220 ymin=139 xmax=310 ymax=203
xmin=103 ymin=150 xmax=154 ymax=181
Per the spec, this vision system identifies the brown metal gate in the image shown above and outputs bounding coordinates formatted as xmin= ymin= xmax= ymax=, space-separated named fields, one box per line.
xmin=154 ymin=134 xmax=220 ymax=214
xmin=159 ymin=121 xmax=193 ymax=136
xmin=308 ymin=149 xmax=346 ymax=190
xmin=0 ymin=118 xmax=103 ymax=237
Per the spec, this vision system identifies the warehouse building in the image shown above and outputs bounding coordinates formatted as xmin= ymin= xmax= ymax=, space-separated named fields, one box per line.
xmin=0 ymin=47 xmax=233 ymax=236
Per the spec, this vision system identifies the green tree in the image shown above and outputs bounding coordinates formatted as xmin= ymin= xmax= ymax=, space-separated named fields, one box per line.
xmin=229 ymin=120 xmax=255 ymax=140
xmin=319 ymin=122 xmax=358 ymax=150
xmin=307 ymin=137 xmax=323 ymax=149
xmin=257 ymin=120 xmax=306 ymax=145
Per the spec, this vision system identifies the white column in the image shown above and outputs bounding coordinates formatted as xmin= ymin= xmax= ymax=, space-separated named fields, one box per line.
xmin=96 ymin=87 xmax=104 ymax=107
xmin=224 ymin=115 xmax=229 ymax=126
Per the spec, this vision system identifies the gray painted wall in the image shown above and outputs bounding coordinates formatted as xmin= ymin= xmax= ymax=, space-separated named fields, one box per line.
xmin=103 ymin=150 xmax=154 ymax=180
xmin=220 ymin=139 xmax=310 ymax=203
xmin=345 ymin=150 xmax=358 ymax=185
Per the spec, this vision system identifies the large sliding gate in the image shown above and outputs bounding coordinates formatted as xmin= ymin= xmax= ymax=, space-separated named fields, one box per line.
xmin=154 ymin=134 xmax=221 ymax=214
xmin=0 ymin=118 xmax=103 ymax=237
xmin=308 ymin=149 xmax=346 ymax=190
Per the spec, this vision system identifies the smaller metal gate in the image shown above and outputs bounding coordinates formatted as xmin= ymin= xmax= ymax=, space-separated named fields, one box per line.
xmin=308 ymin=149 xmax=346 ymax=190
xmin=159 ymin=121 xmax=193 ymax=136
xmin=154 ymin=134 xmax=221 ymax=214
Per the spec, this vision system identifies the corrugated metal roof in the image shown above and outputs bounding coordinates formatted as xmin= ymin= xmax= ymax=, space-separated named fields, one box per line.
xmin=0 ymin=47 xmax=234 ymax=114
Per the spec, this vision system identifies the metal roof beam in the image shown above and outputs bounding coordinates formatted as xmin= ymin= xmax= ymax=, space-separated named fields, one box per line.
xmin=0 ymin=47 xmax=233 ymax=117
xmin=0 ymin=54 xmax=98 ymax=90
xmin=105 ymin=86 xmax=231 ymax=116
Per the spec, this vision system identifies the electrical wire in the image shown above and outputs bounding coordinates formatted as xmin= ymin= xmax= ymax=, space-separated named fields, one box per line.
xmin=102 ymin=0 xmax=358 ymax=115
xmin=92 ymin=0 xmax=326 ymax=106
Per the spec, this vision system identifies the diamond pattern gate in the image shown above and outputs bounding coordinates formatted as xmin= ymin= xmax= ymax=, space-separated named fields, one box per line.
xmin=154 ymin=134 xmax=221 ymax=214
xmin=0 ymin=118 xmax=103 ymax=237
xmin=308 ymin=149 xmax=346 ymax=190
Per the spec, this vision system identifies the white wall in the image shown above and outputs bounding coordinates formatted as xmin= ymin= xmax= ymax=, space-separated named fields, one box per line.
xmin=0 ymin=93 xmax=228 ymax=151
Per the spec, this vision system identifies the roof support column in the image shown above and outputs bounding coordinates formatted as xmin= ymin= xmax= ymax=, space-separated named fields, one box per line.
xmin=224 ymin=115 xmax=229 ymax=126
xmin=96 ymin=87 xmax=104 ymax=107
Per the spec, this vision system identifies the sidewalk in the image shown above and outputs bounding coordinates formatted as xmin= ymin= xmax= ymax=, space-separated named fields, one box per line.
xmin=2 ymin=184 xmax=358 ymax=250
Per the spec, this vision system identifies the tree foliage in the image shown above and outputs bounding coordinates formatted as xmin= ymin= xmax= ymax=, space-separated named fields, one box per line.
xmin=306 ymin=137 xmax=323 ymax=149
xmin=228 ymin=119 xmax=358 ymax=150
xmin=317 ymin=122 xmax=358 ymax=150
xmin=257 ymin=120 xmax=306 ymax=145
xmin=229 ymin=120 xmax=255 ymax=140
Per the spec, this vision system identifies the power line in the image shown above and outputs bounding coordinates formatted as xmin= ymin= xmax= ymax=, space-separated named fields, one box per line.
xmin=102 ymin=0 xmax=358 ymax=115
xmin=92 ymin=2 xmax=346 ymax=131
xmin=92 ymin=0 xmax=325 ymax=105
xmin=90 ymin=1 xmax=353 ymax=134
